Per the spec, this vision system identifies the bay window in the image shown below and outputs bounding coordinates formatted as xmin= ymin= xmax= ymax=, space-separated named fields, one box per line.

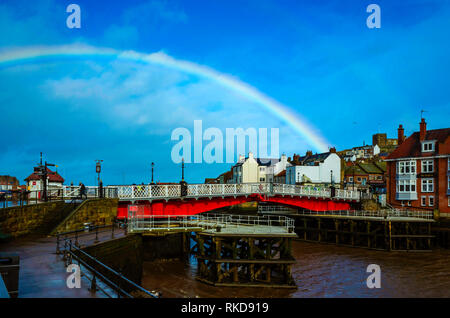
xmin=397 ymin=160 xmax=416 ymax=175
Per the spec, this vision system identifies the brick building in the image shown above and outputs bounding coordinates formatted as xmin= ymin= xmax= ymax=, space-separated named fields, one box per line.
xmin=385 ymin=119 xmax=450 ymax=217
xmin=0 ymin=175 xmax=19 ymax=191
xmin=343 ymin=161 xmax=386 ymax=193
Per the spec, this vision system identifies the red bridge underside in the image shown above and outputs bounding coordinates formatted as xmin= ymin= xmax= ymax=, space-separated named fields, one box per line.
xmin=116 ymin=194 xmax=353 ymax=219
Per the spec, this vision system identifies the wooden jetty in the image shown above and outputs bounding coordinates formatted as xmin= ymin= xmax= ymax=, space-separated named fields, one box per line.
xmin=128 ymin=213 xmax=298 ymax=288
xmin=290 ymin=210 xmax=435 ymax=251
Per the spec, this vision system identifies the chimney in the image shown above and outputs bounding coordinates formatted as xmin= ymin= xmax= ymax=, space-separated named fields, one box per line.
xmin=420 ymin=118 xmax=427 ymax=141
xmin=306 ymin=150 xmax=313 ymax=156
xmin=329 ymin=147 xmax=336 ymax=153
xmin=398 ymin=124 xmax=405 ymax=145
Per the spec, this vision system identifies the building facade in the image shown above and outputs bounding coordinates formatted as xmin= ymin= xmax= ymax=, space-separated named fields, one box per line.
xmin=385 ymin=119 xmax=450 ymax=217
xmin=25 ymin=167 xmax=65 ymax=199
xmin=230 ymin=153 xmax=290 ymax=184
xmin=0 ymin=175 xmax=19 ymax=191
xmin=343 ymin=161 xmax=386 ymax=193
xmin=339 ymin=144 xmax=381 ymax=162
xmin=286 ymin=150 xmax=341 ymax=185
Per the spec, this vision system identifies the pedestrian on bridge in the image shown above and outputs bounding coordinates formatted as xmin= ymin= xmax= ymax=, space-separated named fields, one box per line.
xmin=79 ymin=182 xmax=87 ymax=200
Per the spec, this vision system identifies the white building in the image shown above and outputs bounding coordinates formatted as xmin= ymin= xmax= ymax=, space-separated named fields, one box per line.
xmin=230 ymin=153 xmax=291 ymax=183
xmin=342 ymin=145 xmax=380 ymax=161
xmin=286 ymin=151 xmax=341 ymax=185
xmin=25 ymin=167 xmax=65 ymax=199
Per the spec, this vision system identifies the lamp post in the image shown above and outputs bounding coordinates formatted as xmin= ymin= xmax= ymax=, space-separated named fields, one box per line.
xmin=95 ymin=160 xmax=103 ymax=197
xmin=151 ymin=162 xmax=155 ymax=184
xmin=181 ymin=158 xmax=185 ymax=181
xmin=180 ymin=158 xmax=187 ymax=197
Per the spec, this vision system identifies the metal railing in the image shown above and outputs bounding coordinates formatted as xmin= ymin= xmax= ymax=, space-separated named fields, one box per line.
xmin=295 ymin=209 xmax=434 ymax=220
xmin=258 ymin=205 xmax=297 ymax=213
xmin=112 ymin=183 xmax=360 ymax=201
xmin=127 ymin=211 xmax=296 ymax=234
xmin=61 ymin=238 xmax=158 ymax=298
xmin=1 ymin=183 xmax=360 ymax=208
xmin=55 ymin=222 xmax=125 ymax=254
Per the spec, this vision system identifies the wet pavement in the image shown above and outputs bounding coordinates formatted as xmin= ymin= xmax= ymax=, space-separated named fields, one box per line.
xmin=0 ymin=228 xmax=125 ymax=298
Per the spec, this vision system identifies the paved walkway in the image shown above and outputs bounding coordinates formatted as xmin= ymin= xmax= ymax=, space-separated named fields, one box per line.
xmin=0 ymin=228 xmax=125 ymax=298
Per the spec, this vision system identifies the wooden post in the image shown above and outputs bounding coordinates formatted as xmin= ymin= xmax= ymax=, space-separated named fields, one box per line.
xmin=318 ymin=219 xmax=322 ymax=242
xmin=406 ymin=222 xmax=410 ymax=251
xmin=427 ymin=223 xmax=431 ymax=249
xmin=215 ymin=238 xmax=222 ymax=260
xmin=335 ymin=219 xmax=339 ymax=245
xmin=249 ymin=238 xmax=255 ymax=282
xmin=389 ymin=221 xmax=392 ymax=251
xmin=350 ymin=221 xmax=355 ymax=246
xmin=266 ymin=239 xmax=271 ymax=260
xmin=303 ymin=219 xmax=307 ymax=240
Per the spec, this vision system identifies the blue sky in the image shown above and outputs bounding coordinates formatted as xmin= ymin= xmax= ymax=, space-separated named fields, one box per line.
xmin=0 ymin=0 xmax=449 ymax=185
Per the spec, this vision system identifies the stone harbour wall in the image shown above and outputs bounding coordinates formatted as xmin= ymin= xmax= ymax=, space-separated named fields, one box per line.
xmin=52 ymin=199 xmax=118 ymax=234
xmin=80 ymin=234 xmax=143 ymax=286
xmin=0 ymin=201 xmax=67 ymax=240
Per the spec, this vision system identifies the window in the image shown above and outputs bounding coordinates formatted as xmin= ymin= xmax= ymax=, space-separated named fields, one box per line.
xmin=448 ymin=197 xmax=450 ymax=207
xmin=421 ymin=196 xmax=427 ymax=206
xmin=421 ymin=179 xmax=434 ymax=192
xmin=448 ymin=175 xmax=450 ymax=190
xmin=429 ymin=196 xmax=434 ymax=207
xmin=349 ymin=177 xmax=353 ymax=182
xmin=397 ymin=161 xmax=416 ymax=174
xmin=260 ymin=178 xmax=265 ymax=182
xmin=422 ymin=141 xmax=435 ymax=152
xmin=421 ymin=160 xmax=434 ymax=173
xmin=357 ymin=177 xmax=361 ymax=182
xmin=397 ymin=180 xmax=416 ymax=193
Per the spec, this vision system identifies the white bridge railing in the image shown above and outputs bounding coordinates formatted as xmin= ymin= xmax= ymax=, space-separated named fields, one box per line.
xmin=46 ymin=183 xmax=360 ymax=201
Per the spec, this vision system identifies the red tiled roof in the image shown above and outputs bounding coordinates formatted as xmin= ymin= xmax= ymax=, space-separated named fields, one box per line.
xmin=275 ymin=170 xmax=286 ymax=177
xmin=386 ymin=128 xmax=450 ymax=160
xmin=25 ymin=167 xmax=64 ymax=183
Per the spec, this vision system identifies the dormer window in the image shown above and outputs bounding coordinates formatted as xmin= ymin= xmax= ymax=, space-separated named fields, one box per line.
xmin=422 ymin=141 xmax=435 ymax=152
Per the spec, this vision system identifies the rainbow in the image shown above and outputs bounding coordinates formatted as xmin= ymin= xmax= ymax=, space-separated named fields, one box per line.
xmin=0 ymin=44 xmax=330 ymax=152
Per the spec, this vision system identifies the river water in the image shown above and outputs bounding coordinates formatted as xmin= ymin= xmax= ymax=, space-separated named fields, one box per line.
xmin=141 ymin=240 xmax=450 ymax=298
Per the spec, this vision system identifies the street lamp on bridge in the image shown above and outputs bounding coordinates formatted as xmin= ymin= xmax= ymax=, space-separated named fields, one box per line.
xmin=95 ymin=160 xmax=103 ymax=197
xmin=151 ymin=162 xmax=155 ymax=184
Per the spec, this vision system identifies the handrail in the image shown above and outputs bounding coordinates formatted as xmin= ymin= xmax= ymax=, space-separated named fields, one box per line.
xmin=127 ymin=212 xmax=296 ymax=234
xmin=62 ymin=238 xmax=158 ymax=298
xmin=1 ymin=183 xmax=361 ymax=208
xmin=56 ymin=220 xmax=127 ymax=254
xmin=295 ymin=209 xmax=434 ymax=220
